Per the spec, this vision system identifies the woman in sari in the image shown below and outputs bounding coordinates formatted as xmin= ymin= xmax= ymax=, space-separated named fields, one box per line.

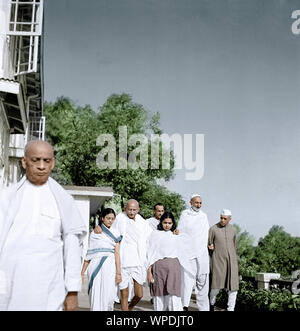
xmin=81 ymin=208 xmax=122 ymax=311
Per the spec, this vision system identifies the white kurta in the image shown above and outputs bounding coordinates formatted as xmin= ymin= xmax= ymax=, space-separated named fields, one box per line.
xmin=113 ymin=212 xmax=153 ymax=287
xmin=0 ymin=180 xmax=82 ymax=311
xmin=146 ymin=217 xmax=160 ymax=231
xmin=177 ymin=208 xmax=209 ymax=274
xmin=177 ymin=208 xmax=210 ymax=311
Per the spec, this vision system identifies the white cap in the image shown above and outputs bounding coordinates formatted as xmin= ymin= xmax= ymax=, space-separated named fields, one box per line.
xmin=190 ymin=194 xmax=201 ymax=200
xmin=221 ymin=209 xmax=232 ymax=216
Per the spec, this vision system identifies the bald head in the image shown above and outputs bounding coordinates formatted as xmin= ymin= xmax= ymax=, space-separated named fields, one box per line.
xmin=125 ymin=199 xmax=140 ymax=220
xmin=126 ymin=199 xmax=139 ymax=208
xmin=22 ymin=140 xmax=55 ymax=186
xmin=24 ymin=140 xmax=54 ymax=157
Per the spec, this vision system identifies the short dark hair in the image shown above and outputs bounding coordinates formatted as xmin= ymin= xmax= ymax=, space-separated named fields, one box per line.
xmin=153 ymin=203 xmax=164 ymax=210
xmin=101 ymin=208 xmax=116 ymax=218
xmin=157 ymin=211 xmax=177 ymax=232
xmin=99 ymin=208 xmax=116 ymax=225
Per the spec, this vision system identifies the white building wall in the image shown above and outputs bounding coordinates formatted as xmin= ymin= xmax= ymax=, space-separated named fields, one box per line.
xmin=0 ymin=101 xmax=10 ymax=189
xmin=72 ymin=196 xmax=91 ymax=261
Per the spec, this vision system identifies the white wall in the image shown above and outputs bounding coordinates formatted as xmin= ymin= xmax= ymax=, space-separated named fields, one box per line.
xmin=0 ymin=101 xmax=9 ymax=189
xmin=72 ymin=196 xmax=90 ymax=261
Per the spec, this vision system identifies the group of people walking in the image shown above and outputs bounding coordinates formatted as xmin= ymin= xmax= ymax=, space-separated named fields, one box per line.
xmin=85 ymin=195 xmax=239 ymax=311
xmin=0 ymin=140 xmax=239 ymax=311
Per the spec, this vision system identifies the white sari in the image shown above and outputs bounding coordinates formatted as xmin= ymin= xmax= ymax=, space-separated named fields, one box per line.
xmin=85 ymin=224 xmax=122 ymax=311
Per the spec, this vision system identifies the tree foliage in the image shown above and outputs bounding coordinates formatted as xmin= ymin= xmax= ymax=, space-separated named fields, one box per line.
xmin=234 ymin=224 xmax=300 ymax=277
xmin=253 ymin=225 xmax=300 ymax=277
xmin=44 ymin=94 xmax=185 ymax=217
xmin=139 ymin=182 xmax=185 ymax=221
xmin=44 ymin=97 xmax=103 ymax=185
xmin=216 ymin=280 xmax=300 ymax=311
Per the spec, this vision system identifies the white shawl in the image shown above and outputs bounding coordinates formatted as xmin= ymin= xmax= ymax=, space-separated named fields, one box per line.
xmin=147 ymin=230 xmax=194 ymax=276
xmin=177 ymin=208 xmax=210 ymax=274
xmin=85 ymin=225 xmax=121 ymax=261
xmin=114 ymin=212 xmax=153 ymax=269
xmin=0 ymin=176 xmax=87 ymax=255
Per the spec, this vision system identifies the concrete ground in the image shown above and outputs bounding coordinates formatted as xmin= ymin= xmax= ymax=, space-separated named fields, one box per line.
xmin=78 ymin=275 xmax=200 ymax=311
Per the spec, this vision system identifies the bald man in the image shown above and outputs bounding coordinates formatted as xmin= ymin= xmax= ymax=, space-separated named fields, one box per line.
xmin=95 ymin=199 xmax=152 ymax=310
xmin=0 ymin=140 xmax=86 ymax=311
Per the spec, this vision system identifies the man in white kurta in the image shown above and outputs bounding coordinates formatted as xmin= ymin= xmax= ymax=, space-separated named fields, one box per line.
xmin=146 ymin=203 xmax=165 ymax=231
xmin=145 ymin=203 xmax=165 ymax=303
xmin=177 ymin=194 xmax=210 ymax=311
xmin=0 ymin=141 xmax=86 ymax=311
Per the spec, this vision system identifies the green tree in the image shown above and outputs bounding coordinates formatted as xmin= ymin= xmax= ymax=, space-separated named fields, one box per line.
xmin=44 ymin=97 xmax=103 ymax=185
xmin=233 ymin=224 xmax=258 ymax=276
xmin=233 ymin=224 xmax=255 ymax=257
xmin=139 ymin=182 xmax=185 ymax=221
xmin=95 ymin=93 xmax=175 ymax=200
xmin=44 ymin=94 xmax=184 ymax=216
xmin=232 ymin=224 xmax=300 ymax=277
xmin=252 ymin=225 xmax=300 ymax=277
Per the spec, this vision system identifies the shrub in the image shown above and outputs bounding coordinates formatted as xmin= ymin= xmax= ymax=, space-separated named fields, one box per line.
xmin=215 ymin=280 xmax=300 ymax=311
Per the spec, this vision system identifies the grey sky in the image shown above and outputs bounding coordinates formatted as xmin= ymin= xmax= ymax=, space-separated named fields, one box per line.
xmin=44 ymin=0 xmax=300 ymax=241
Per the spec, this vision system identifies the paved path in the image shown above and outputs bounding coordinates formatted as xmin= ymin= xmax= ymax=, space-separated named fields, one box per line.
xmin=78 ymin=276 xmax=200 ymax=311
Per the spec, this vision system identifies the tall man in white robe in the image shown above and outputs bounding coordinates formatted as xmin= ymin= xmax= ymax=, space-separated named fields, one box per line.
xmin=0 ymin=141 xmax=86 ymax=311
xmin=177 ymin=194 xmax=210 ymax=311
xmin=146 ymin=203 xmax=165 ymax=231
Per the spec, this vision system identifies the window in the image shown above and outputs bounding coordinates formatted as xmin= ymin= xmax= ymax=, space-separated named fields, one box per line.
xmin=6 ymin=0 xmax=44 ymax=76
xmin=26 ymin=116 xmax=45 ymax=141
xmin=8 ymin=0 xmax=43 ymax=36
xmin=13 ymin=34 xmax=39 ymax=75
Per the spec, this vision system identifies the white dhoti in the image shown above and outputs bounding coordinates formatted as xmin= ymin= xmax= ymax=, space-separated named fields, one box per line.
xmin=119 ymin=266 xmax=145 ymax=290
xmin=181 ymin=257 xmax=209 ymax=311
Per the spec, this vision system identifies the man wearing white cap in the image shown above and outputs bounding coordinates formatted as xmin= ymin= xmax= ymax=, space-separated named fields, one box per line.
xmin=177 ymin=194 xmax=210 ymax=311
xmin=208 ymin=209 xmax=239 ymax=311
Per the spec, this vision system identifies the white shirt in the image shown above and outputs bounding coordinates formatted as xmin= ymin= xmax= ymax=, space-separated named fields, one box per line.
xmin=146 ymin=216 xmax=160 ymax=231
xmin=177 ymin=208 xmax=210 ymax=274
